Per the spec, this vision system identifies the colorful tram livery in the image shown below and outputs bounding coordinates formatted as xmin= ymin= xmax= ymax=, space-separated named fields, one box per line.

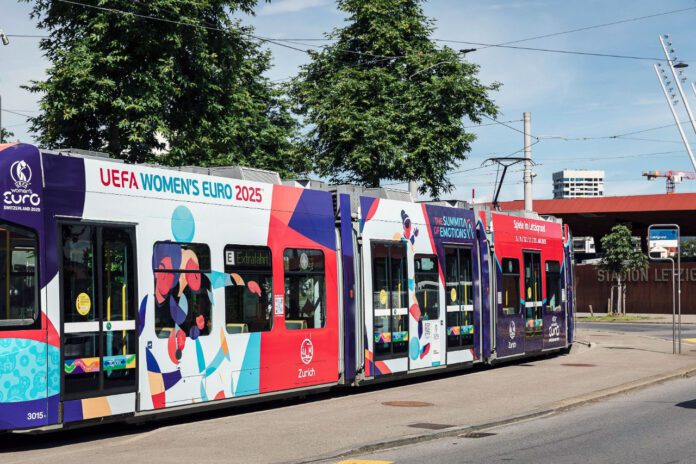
xmin=0 ymin=143 xmax=574 ymax=432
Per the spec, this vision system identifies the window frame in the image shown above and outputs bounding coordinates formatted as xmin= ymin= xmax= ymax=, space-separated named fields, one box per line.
xmin=223 ymin=244 xmax=274 ymax=334
xmin=500 ymin=257 xmax=521 ymax=316
xmin=522 ymin=250 xmax=543 ymax=334
xmin=545 ymin=260 xmax=563 ymax=313
xmin=283 ymin=248 xmax=327 ymax=331
xmin=0 ymin=221 xmax=40 ymax=330
xmin=152 ymin=241 xmax=212 ymax=339
xmin=414 ymin=254 xmax=440 ymax=321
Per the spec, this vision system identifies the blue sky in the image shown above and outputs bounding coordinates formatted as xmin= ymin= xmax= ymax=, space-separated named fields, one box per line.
xmin=2 ymin=0 xmax=696 ymax=202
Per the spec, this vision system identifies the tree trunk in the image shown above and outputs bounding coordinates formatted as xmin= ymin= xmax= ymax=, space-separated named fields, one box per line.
xmin=108 ymin=123 xmax=122 ymax=160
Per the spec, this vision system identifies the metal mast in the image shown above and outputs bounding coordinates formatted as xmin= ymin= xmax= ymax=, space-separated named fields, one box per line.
xmin=655 ymin=63 xmax=696 ymax=171
xmin=659 ymin=35 xmax=696 ymax=137
xmin=523 ymin=112 xmax=533 ymax=211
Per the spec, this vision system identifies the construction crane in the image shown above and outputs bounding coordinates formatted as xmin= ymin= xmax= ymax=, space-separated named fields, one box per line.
xmin=642 ymin=170 xmax=696 ymax=193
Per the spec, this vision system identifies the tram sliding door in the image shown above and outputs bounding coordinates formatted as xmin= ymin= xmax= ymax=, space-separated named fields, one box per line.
xmin=444 ymin=247 xmax=475 ymax=364
xmin=60 ymin=223 xmax=138 ymax=422
xmin=522 ymin=251 xmax=543 ymax=353
xmin=371 ymin=242 xmax=409 ymax=362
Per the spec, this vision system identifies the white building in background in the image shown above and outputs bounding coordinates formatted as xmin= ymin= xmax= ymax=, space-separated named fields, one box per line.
xmin=552 ymin=169 xmax=605 ymax=199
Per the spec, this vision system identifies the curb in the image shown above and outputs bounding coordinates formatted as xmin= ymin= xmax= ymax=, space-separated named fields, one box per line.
xmin=290 ymin=365 xmax=696 ymax=464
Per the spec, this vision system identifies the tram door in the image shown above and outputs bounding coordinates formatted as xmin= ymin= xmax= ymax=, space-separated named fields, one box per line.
xmin=60 ymin=224 xmax=138 ymax=404
xmin=444 ymin=247 xmax=475 ymax=357
xmin=371 ymin=242 xmax=409 ymax=361
xmin=523 ymin=251 xmax=543 ymax=352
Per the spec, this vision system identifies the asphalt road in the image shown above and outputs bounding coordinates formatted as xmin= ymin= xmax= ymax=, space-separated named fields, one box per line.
xmin=339 ymin=376 xmax=696 ymax=464
xmin=578 ymin=322 xmax=696 ymax=341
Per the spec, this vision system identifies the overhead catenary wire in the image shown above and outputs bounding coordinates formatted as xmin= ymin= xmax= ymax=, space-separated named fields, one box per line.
xmin=538 ymin=120 xmax=695 ymax=141
xmin=1 ymin=108 xmax=35 ymax=118
xmin=433 ymin=39 xmax=691 ymax=63
xmin=465 ymin=6 xmax=696 ymax=49
xmin=463 ymin=119 xmax=523 ymax=129
xmin=481 ymin=114 xmax=540 ymax=140
xmin=14 ymin=2 xmax=695 ymax=63
xmin=52 ymin=0 xmax=411 ymax=61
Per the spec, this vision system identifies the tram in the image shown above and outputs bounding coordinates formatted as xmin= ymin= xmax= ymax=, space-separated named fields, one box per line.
xmin=0 ymin=142 xmax=574 ymax=432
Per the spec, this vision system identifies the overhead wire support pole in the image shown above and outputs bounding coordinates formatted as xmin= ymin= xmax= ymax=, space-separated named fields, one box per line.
xmin=523 ymin=112 xmax=533 ymax=212
xmin=654 ymin=64 xmax=696 ymax=171
xmin=659 ymin=35 xmax=696 ymax=138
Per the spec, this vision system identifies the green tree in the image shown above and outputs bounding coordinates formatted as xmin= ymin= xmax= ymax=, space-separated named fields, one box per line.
xmin=22 ymin=0 xmax=306 ymax=176
xmin=600 ymin=224 xmax=648 ymax=314
xmin=681 ymin=238 xmax=696 ymax=258
xmin=289 ymin=0 xmax=499 ymax=198
xmin=0 ymin=127 xmax=14 ymax=143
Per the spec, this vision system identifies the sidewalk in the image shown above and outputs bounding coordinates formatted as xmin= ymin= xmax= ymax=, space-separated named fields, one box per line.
xmin=3 ymin=328 xmax=696 ymax=464
xmin=577 ymin=312 xmax=696 ymax=323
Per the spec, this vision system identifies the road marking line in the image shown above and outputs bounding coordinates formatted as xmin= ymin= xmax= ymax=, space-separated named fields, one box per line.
xmin=683 ymin=338 xmax=696 ymax=344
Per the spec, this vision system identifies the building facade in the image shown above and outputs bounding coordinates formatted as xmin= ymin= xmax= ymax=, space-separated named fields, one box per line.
xmin=552 ymin=169 xmax=604 ymax=199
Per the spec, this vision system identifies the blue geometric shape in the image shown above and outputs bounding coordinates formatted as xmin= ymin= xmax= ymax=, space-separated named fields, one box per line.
xmin=169 ymin=295 xmax=187 ymax=325
xmin=409 ymin=337 xmax=420 ymax=361
xmin=235 ymin=333 xmax=261 ymax=396
xmin=138 ymin=296 xmax=148 ymax=337
xmin=207 ymin=271 xmax=233 ymax=289
xmin=145 ymin=348 xmax=161 ymax=374
xmin=63 ymin=399 xmax=84 ymax=423
xmin=195 ymin=338 xmax=206 ymax=374
xmin=162 ymin=370 xmax=182 ymax=390
xmin=287 ymin=190 xmax=336 ymax=250
xmin=171 ymin=205 xmax=195 ymax=242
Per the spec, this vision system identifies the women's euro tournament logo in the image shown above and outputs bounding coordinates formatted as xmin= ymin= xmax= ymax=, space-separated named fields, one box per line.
xmin=10 ymin=160 xmax=32 ymax=188
xmin=4 ymin=159 xmax=41 ymax=213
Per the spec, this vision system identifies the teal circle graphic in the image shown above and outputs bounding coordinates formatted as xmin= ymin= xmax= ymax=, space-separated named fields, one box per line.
xmin=409 ymin=337 xmax=420 ymax=361
xmin=171 ymin=206 xmax=195 ymax=242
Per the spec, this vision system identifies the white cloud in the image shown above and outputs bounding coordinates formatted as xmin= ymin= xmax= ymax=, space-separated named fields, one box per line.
xmin=260 ymin=0 xmax=328 ymax=16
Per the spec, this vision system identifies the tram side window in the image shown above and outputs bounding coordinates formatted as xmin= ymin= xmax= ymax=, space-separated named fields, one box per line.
xmin=284 ymin=249 xmax=325 ymax=330
xmin=501 ymin=258 xmax=520 ymax=315
xmin=0 ymin=224 xmax=38 ymax=326
xmin=153 ymin=242 xmax=212 ymax=339
xmin=224 ymin=246 xmax=273 ymax=334
xmin=62 ymin=225 xmax=96 ymax=324
xmin=546 ymin=261 xmax=562 ymax=312
xmin=415 ymin=255 xmax=439 ymax=321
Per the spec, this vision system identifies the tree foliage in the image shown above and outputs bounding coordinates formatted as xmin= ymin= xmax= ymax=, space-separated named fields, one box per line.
xmin=22 ymin=0 xmax=306 ymax=176
xmin=0 ymin=127 xmax=15 ymax=143
xmin=289 ymin=0 xmax=499 ymax=198
xmin=600 ymin=224 xmax=648 ymax=277
xmin=681 ymin=238 xmax=696 ymax=258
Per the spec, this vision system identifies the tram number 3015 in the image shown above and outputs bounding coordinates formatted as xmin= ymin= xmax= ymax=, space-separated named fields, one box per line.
xmin=26 ymin=411 xmax=46 ymax=421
